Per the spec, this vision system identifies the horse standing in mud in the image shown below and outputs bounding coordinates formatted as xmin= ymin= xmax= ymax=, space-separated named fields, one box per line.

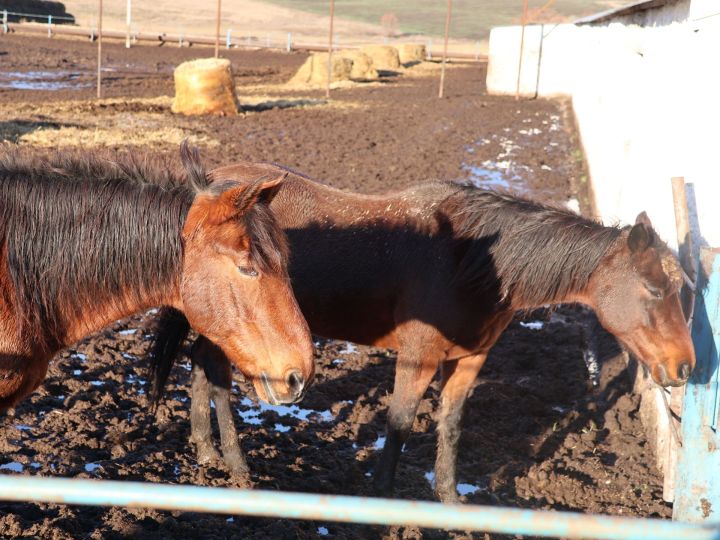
xmin=0 ymin=144 xmax=314 ymax=428
xmin=152 ymin=161 xmax=694 ymax=502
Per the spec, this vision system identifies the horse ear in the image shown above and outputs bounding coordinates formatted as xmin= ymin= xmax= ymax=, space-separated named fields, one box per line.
xmin=628 ymin=221 xmax=655 ymax=252
xmin=635 ymin=211 xmax=653 ymax=228
xmin=217 ymin=173 xmax=287 ymax=219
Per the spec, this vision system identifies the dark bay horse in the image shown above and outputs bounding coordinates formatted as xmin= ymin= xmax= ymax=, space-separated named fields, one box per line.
xmin=151 ymin=161 xmax=694 ymax=502
xmin=0 ymin=144 xmax=314 ymax=419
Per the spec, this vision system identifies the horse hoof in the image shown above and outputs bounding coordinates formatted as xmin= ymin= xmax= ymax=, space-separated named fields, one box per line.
xmin=196 ymin=444 xmax=221 ymax=465
xmin=371 ymin=478 xmax=395 ymax=498
xmin=223 ymin=453 xmax=250 ymax=476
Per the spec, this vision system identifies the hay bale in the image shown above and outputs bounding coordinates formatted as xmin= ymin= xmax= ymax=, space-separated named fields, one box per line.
xmin=361 ymin=45 xmax=401 ymax=71
xmin=288 ymin=53 xmax=354 ymax=88
xmin=398 ymin=43 xmax=427 ymax=65
xmin=337 ymin=50 xmax=379 ymax=81
xmin=171 ymin=58 xmax=239 ymax=116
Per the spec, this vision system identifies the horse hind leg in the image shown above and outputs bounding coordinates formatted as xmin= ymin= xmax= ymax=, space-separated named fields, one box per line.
xmin=434 ymin=353 xmax=487 ymax=503
xmin=373 ymin=347 xmax=440 ymax=496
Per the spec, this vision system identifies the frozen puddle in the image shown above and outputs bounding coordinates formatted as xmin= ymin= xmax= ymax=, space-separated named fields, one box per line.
xmin=0 ymin=462 xmax=23 ymax=472
xmin=339 ymin=342 xmax=358 ymax=354
xmin=424 ymin=471 xmax=487 ymax=496
xmin=118 ymin=329 xmax=137 ymax=336
xmin=464 ymin=162 xmax=530 ymax=193
xmin=237 ymin=397 xmax=338 ymax=430
xmin=373 ymin=436 xmax=386 ymax=450
xmin=520 ymin=320 xmax=544 ymax=330
xmin=0 ymin=71 xmax=90 ymax=90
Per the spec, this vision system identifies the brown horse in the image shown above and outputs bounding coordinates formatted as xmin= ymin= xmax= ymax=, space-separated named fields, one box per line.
xmin=151 ymin=161 xmax=694 ymax=502
xmin=0 ymin=145 xmax=314 ymax=423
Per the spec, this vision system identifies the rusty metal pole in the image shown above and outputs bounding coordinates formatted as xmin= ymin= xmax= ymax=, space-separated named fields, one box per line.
xmin=438 ymin=0 xmax=452 ymax=98
xmin=214 ymin=0 xmax=221 ymax=58
xmin=97 ymin=0 xmax=103 ymax=99
xmin=515 ymin=0 xmax=529 ymax=100
xmin=326 ymin=0 xmax=335 ymax=99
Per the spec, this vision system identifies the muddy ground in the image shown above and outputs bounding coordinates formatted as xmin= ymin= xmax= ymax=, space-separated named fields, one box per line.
xmin=0 ymin=33 xmax=671 ymax=539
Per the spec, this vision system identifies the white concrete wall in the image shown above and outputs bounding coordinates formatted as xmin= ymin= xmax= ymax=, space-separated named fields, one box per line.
xmin=486 ymin=0 xmax=720 ymax=252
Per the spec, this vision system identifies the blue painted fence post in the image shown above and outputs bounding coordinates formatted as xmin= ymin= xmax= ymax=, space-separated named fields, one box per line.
xmin=675 ymin=248 xmax=720 ymax=523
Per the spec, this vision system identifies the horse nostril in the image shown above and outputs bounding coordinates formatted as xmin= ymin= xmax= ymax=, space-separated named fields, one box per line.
xmin=286 ymin=370 xmax=305 ymax=398
xmin=679 ymin=361 xmax=692 ymax=381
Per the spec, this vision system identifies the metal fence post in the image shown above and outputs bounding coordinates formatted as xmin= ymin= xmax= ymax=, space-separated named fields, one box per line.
xmin=674 ymin=248 xmax=720 ymax=523
xmin=427 ymin=38 xmax=433 ymax=60
xmin=47 ymin=14 xmax=52 ymax=37
xmin=2 ymin=10 xmax=8 ymax=34
xmin=226 ymin=28 xmax=231 ymax=49
xmin=287 ymin=32 xmax=292 ymax=52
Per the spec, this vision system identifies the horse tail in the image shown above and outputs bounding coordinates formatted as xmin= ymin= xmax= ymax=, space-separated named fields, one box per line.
xmin=148 ymin=307 xmax=191 ymax=407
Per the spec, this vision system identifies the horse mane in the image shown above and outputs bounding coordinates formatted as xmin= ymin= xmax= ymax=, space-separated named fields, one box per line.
xmin=443 ymin=185 xmax=623 ymax=308
xmin=0 ymin=143 xmax=285 ymax=351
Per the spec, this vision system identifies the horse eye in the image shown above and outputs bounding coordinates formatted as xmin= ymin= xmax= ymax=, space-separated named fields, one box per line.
xmin=646 ymin=286 xmax=663 ymax=299
xmin=238 ymin=266 xmax=258 ymax=278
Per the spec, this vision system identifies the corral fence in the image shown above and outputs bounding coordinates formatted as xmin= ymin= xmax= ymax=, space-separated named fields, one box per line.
xmin=2 ymin=3 xmax=719 ymax=539
xmin=0 ymin=9 xmax=486 ymax=60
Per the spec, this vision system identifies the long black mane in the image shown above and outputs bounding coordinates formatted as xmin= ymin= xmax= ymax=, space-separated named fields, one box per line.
xmin=444 ymin=185 xmax=623 ymax=308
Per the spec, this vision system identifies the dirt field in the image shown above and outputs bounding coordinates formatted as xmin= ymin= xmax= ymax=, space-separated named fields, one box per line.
xmin=0 ymin=34 xmax=671 ymax=539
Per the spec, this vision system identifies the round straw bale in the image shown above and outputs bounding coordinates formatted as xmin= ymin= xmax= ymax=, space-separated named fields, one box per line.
xmin=398 ymin=43 xmax=427 ymax=65
xmin=361 ymin=45 xmax=401 ymax=71
xmin=288 ymin=53 xmax=353 ymax=87
xmin=171 ymin=58 xmax=239 ymax=116
xmin=337 ymin=50 xmax=379 ymax=81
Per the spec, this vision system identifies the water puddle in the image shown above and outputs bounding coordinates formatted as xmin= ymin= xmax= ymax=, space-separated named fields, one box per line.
xmin=373 ymin=435 xmax=386 ymax=450
xmin=71 ymin=352 xmax=87 ymax=362
xmin=317 ymin=526 xmax=329 ymax=535
xmin=14 ymin=424 xmax=32 ymax=432
xmin=84 ymin=463 xmax=101 ymax=473
xmin=118 ymin=329 xmax=137 ymax=336
xmin=0 ymin=71 xmax=90 ymax=90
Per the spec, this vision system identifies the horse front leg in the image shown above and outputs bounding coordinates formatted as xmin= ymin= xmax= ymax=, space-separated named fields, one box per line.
xmin=189 ymin=339 xmax=221 ymax=465
xmin=195 ymin=337 xmax=251 ymax=485
xmin=434 ymin=353 xmax=487 ymax=503
xmin=373 ymin=346 xmax=440 ymax=496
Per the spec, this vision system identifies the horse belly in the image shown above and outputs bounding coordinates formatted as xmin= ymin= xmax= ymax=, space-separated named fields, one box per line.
xmin=299 ymin=293 xmax=399 ymax=349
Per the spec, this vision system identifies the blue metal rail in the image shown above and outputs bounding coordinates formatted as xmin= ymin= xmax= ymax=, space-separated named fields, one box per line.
xmin=0 ymin=475 xmax=717 ymax=539
xmin=675 ymin=249 xmax=720 ymax=522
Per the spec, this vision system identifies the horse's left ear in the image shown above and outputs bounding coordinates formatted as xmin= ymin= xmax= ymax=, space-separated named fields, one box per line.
xmin=218 ymin=173 xmax=287 ymax=217
xmin=628 ymin=212 xmax=656 ymax=253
